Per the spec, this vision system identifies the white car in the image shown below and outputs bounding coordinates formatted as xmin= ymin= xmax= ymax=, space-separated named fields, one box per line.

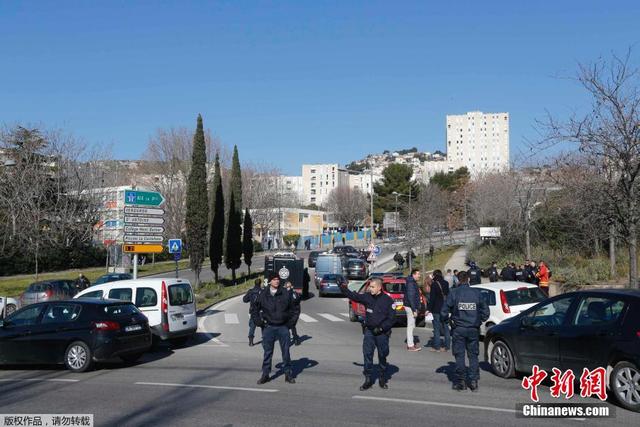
xmin=74 ymin=278 xmax=197 ymax=345
xmin=0 ymin=296 xmax=19 ymax=317
xmin=473 ymin=281 xmax=547 ymax=335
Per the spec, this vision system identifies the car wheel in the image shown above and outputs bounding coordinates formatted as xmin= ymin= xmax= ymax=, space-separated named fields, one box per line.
xmin=121 ymin=352 xmax=144 ymax=364
xmin=349 ymin=306 xmax=357 ymax=322
xmin=490 ymin=340 xmax=515 ymax=378
xmin=4 ymin=304 xmax=16 ymax=317
xmin=610 ymin=361 xmax=640 ymax=412
xmin=64 ymin=341 xmax=93 ymax=373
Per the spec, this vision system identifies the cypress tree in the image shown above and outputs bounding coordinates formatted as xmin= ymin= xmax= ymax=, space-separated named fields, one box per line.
xmin=242 ymin=208 xmax=254 ymax=275
xmin=185 ymin=114 xmax=209 ymax=289
xmin=225 ymin=191 xmax=243 ymax=284
xmin=229 ymin=145 xmax=243 ymax=215
xmin=209 ymin=153 xmax=225 ymax=283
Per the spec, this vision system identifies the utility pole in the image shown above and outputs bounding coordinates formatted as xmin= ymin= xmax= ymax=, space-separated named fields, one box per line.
xmin=369 ymin=162 xmax=374 ymax=243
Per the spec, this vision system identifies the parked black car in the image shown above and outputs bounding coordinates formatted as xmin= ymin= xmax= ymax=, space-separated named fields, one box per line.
xmin=345 ymin=259 xmax=368 ymax=280
xmin=317 ymin=274 xmax=347 ymax=297
xmin=93 ymin=273 xmax=133 ymax=286
xmin=308 ymin=250 xmax=326 ymax=268
xmin=485 ymin=289 xmax=640 ymax=412
xmin=332 ymin=245 xmax=357 ymax=256
xmin=0 ymin=299 xmax=152 ymax=372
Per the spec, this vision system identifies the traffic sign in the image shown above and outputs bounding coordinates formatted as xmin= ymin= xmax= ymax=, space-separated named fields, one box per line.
xmin=124 ymin=206 xmax=165 ymax=216
xmin=124 ymin=225 xmax=165 ymax=234
xmin=173 ymin=253 xmax=181 ymax=261
xmin=124 ymin=216 xmax=165 ymax=225
xmin=124 ymin=235 xmax=164 ymax=243
xmin=168 ymin=239 xmax=182 ymax=254
xmin=123 ymin=244 xmax=164 ymax=253
xmin=373 ymin=245 xmax=382 ymax=256
xmin=124 ymin=190 xmax=165 ymax=207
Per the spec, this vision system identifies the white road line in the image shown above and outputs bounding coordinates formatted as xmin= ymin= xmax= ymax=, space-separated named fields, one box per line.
xmin=298 ymin=313 xmax=318 ymax=323
xmin=317 ymin=313 xmax=344 ymax=322
xmin=339 ymin=313 xmax=350 ymax=317
xmin=224 ymin=313 xmax=240 ymax=324
xmin=0 ymin=378 xmax=79 ymax=383
xmin=352 ymin=396 xmax=517 ymax=414
xmin=135 ymin=382 xmax=278 ymax=393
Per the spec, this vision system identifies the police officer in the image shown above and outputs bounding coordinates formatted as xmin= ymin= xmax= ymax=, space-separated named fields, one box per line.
xmin=339 ymin=277 xmax=395 ymax=390
xmin=242 ymin=278 xmax=263 ymax=346
xmin=441 ymin=271 xmax=489 ymax=392
xmin=467 ymin=261 xmax=482 ymax=285
xmin=487 ymin=262 xmax=499 ymax=282
xmin=284 ymin=281 xmax=301 ymax=346
xmin=250 ymin=272 xmax=300 ymax=385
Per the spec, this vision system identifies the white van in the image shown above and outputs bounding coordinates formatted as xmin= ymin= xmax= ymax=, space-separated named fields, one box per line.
xmin=74 ymin=278 xmax=197 ymax=344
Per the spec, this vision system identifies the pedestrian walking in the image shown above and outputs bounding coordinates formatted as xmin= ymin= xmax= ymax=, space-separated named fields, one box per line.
xmin=429 ymin=245 xmax=435 ymax=261
xmin=284 ymin=281 xmax=301 ymax=346
xmin=487 ymin=262 xmax=499 ymax=282
xmin=467 ymin=261 xmax=482 ymax=285
xmin=251 ymin=272 xmax=300 ymax=384
xmin=339 ymin=277 xmax=395 ymax=390
xmin=441 ymin=271 xmax=489 ymax=392
xmin=428 ymin=269 xmax=450 ymax=352
xmin=403 ymin=269 xmax=422 ymax=352
xmin=242 ymin=278 xmax=263 ymax=347
xmin=393 ymin=252 xmax=404 ymax=270
xmin=342 ymin=235 xmax=346 ymax=245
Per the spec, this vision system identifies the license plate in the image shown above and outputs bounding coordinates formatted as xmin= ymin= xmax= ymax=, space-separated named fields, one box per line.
xmin=125 ymin=324 xmax=142 ymax=332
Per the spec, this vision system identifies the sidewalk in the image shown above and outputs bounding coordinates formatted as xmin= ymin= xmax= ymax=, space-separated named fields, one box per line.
xmin=444 ymin=246 xmax=467 ymax=272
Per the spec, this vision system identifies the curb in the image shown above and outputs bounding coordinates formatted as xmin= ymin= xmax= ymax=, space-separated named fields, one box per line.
xmin=197 ymin=292 xmax=246 ymax=316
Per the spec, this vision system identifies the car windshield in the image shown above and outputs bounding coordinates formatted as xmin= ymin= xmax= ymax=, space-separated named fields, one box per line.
xmin=383 ymin=282 xmax=405 ymax=294
xmin=26 ymin=282 xmax=52 ymax=292
xmin=504 ymin=287 xmax=546 ymax=306
xmin=168 ymin=283 xmax=194 ymax=306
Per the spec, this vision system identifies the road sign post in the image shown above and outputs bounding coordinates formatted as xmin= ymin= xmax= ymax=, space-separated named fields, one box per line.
xmin=122 ymin=190 xmax=166 ymax=275
xmin=168 ymin=239 xmax=183 ymax=278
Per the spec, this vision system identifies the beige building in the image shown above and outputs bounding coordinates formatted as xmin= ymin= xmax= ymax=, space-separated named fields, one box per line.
xmin=302 ymin=163 xmax=349 ymax=206
xmin=446 ymin=111 xmax=510 ymax=177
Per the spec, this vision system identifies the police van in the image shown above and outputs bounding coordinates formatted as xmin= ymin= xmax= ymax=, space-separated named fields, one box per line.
xmin=264 ymin=252 xmax=306 ymax=296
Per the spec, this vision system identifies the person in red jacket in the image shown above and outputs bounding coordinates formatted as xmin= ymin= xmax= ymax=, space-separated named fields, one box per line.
xmin=537 ymin=261 xmax=550 ymax=294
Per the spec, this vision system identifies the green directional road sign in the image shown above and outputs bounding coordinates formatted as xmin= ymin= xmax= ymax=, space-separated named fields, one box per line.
xmin=124 ymin=190 xmax=165 ymax=206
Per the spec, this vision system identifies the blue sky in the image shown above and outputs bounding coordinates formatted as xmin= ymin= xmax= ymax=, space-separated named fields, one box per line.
xmin=1 ymin=1 xmax=638 ymax=174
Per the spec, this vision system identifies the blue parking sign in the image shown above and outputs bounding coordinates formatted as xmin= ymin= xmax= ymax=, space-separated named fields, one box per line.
xmin=168 ymin=239 xmax=182 ymax=254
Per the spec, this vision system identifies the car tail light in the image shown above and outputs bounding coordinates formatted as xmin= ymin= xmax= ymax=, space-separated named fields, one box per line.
xmin=500 ymin=289 xmax=511 ymax=314
xmin=93 ymin=321 xmax=120 ymax=331
xmin=637 ymin=331 xmax=640 ymax=338
xmin=45 ymin=289 xmax=53 ymax=298
xmin=161 ymin=280 xmax=169 ymax=332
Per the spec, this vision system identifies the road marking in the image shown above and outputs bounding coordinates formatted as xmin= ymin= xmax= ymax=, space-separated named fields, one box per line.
xmin=0 ymin=378 xmax=79 ymax=383
xmin=224 ymin=313 xmax=240 ymax=324
xmin=135 ymin=382 xmax=278 ymax=393
xmin=298 ymin=313 xmax=318 ymax=323
xmin=317 ymin=313 xmax=344 ymax=322
xmin=352 ymin=396 xmax=517 ymax=414
xmin=339 ymin=313 xmax=350 ymax=317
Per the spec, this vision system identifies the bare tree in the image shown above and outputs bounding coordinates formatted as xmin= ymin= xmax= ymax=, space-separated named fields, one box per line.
xmin=539 ymin=50 xmax=640 ymax=288
xmin=325 ymin=186 xmax=368 ymax=230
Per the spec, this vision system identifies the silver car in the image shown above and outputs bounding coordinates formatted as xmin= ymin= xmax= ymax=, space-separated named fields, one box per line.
xmin=19 ymin=280 xmax=77 ymax=307
xmin=0 ymin=296 xmax=19 ymax=317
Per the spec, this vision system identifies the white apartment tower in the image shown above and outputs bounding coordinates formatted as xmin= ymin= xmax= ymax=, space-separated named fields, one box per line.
xmin=446 ymin=111 xmax=510 ymax=176
xmin=302 ymin=163 xmax=349 ymax=207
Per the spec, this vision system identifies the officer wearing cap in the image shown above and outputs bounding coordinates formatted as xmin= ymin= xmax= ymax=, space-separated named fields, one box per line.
xmin=339 ymin=277 xmax=395 ymax=390
xmin=441 ymin=271 xmax=489 ymax=391
xmin=251 ymin=271 xmax=300 ymax=385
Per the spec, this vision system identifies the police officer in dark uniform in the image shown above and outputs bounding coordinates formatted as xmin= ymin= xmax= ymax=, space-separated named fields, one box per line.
xmin=251 ymin=272 xmax=300 ymax=385
xmin=339 ymin=277 xmax=395 ymax=390
xmin=441 ymin=271 xmax=489 ymax=392
xmin=487 ymin=262 xmax=499 ymax=282
xmin=467 ymin=261 xmax=482 ymax=285
xmin=242 ymin=278 xmax=263 ymax=346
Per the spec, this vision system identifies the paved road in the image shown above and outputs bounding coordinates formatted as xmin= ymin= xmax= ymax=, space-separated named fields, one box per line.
xmin=1 ymin=237 xmax=638 ymax=426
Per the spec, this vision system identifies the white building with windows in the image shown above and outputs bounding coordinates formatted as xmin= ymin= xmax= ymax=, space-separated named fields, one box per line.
xmin=302 ymin=163 xmax=349 ymax=207
xmin=347 ymin=170 xmax=380 ymax=195
xmin=446 ymin=111 xmax=510 ymax=177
